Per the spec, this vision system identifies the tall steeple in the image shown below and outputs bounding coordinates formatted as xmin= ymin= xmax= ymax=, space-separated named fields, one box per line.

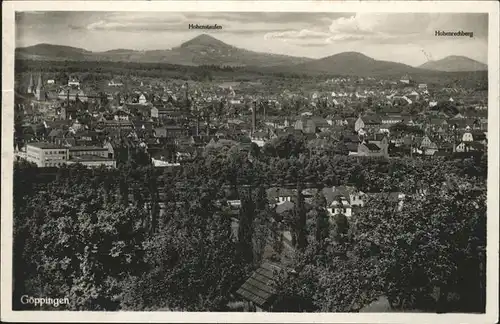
xmin=35 ymin=73 xmax=44 ymax=101
xmin=37 ymin=73 xmax=43 ymax=89
xmin=251 ymin=100 xmax=257 ymax=135
xmin=27 ymin=73 xmax=34 ymax=94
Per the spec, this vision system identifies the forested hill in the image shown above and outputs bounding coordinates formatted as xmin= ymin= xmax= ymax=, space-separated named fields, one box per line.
xmin=419 ymin=56 xmax=487 ymax=72
xmin=16 ymin=35 xmax=312 ymax=68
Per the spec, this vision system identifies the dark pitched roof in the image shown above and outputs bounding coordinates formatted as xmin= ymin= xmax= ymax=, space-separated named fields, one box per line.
xmin=451 ymin=119 xmax=474 ymax=128
xmin=345 ymin=142 xmax=359 ymax=152
xmin=151 ymin=148 xmax=173 ymax=160
xmin=321 ymin=186 xmax=361 ymax=205
xmin=124 ymin=103 xmax=151 ymax=111
xmin=364 ymin=142 xmax=381 ymax=151
xmin=345 ymin=117 xmax=357 ymax=126
xmin=468 ymin=141 xmax=485 ymax=151
xmin=253 ymin=131 xmax=268 ymax=138
xmin=433 ymin=151 xmax=450 ymax=157
xmin=303 ymin=133 xmax=317 ymax=141
xmin=132 ymin=119 xmax=153 ymax=128
xmin=74 ymin=130 xmax=98 ymax=138
xmin=367 ymin=192 xmax=404 ymax=203
xmin=266 ymin=187 xmax=295 ymax=200
xmin=45 ymin=120 xmax=71 ymax=129
xmin=466 ymin=110 xmax=487 ymax=118
xmin=191 ymin=135 xmax=211 ymax=145
xmin=372 ymin=133 xmax=387 ymax=141
xmin=236 ymin=262 xmax=284 ymax=308
xmin=343 ymin=133 xmax=360 ymax=143
xmin=48 ymin=129 xmax=64 ymax=138
xmin=362 ymin=115 xmax=382 ymax=124
xmin=470 ymin=131 xmax=487 ymax=141
xmin=154 ymin=127 xmax=167 ymax=138
xmin=309 ymin=116 xmax=330 ymax=128
xmin=275 ymin=201 xmax=295 ymax=214
xmin=429 ymin=118 xmax=447 ymax=125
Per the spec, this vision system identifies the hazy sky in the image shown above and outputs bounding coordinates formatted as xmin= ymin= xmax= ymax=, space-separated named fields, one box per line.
xmin=16 ymin=11 xmax=488 ymax=66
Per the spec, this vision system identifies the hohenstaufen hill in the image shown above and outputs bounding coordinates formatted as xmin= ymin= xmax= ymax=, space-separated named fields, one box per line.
xmin=15 ymin=34 xmax=312 ymax=67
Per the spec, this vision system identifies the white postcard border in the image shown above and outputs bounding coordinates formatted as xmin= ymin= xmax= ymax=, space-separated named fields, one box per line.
xmin=2 ymin=1 xmax=499 ymax=323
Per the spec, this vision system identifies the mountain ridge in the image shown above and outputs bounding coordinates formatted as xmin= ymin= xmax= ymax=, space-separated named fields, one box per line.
xmin=418 ymin=55 xmax=487 ymax=72
xmin=16 ymin=34 xmax=311 ymax=67
xmin=16 ymin=34 xmax=487 ymax=76
xmin=287 ymin=51 xmax=428 ymax=77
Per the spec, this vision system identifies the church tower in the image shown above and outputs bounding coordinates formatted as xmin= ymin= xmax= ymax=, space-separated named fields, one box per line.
xmin=35 ymin=73 xmax=44 ymax=101
xmin=27 ymin=73 xmax=34 ymax=94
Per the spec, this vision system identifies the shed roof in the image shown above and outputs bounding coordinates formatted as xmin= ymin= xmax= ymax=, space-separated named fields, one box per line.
xmin=236 ymin=262 xmax=284 ymax=308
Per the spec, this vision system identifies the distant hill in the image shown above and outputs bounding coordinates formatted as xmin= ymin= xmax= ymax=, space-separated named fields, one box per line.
xmin=419 ymin=56 xmax=487 ymax=72
xmin=15 ymin=34 xmax=312 ymax=67
xmin=15 ymin=43 xmax=93 ymax=60
xmin=287 ymin=52 xmax=428 ymax=77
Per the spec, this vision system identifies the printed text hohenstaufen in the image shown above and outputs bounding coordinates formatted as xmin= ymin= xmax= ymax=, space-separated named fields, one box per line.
xmin=188 ymin=24 xmax=223 ymax=30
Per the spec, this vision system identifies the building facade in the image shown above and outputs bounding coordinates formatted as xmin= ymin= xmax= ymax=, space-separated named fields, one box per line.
xmin=25 ymin=143 xmax=68 ymax=167
xmin=24 ymin=143 xmax=115 ymax=168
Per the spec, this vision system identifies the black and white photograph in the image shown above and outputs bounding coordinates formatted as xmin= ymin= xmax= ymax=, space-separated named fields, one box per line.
xmin=1 ymin=1 xmax=499 ymax=323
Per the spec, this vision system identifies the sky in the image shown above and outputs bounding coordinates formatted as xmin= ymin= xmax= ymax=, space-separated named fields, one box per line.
xmin=15 ymin=11 xmax=488 ymax=66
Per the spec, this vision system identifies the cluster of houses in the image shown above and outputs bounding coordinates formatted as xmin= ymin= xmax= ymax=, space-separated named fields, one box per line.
xmin=14 ymin=72 xmax=488 ymax=169
xmin=265 ymin=185 xmax=405 ymax=219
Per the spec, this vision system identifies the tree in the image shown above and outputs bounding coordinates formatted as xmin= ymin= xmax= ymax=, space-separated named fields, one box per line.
xmin=352 ymin=173 xmax=486 ymax=312
xmin=312 ymin=192 xmax=329 ymax=245
xmin=389 ymin=123 xmax=424 ymax=136
xmin=263 ymin=134 xmax=307 ymax=159
xmin=332 ymin=212 xmax=349 ymax=244
xmin=121 ymin=184 xmax=248 ymax=311
xmin=334 ymin=141 xmax=349 ymax=156
xmin=271 ymin=220 xmax=284 ymax=256
xmin=118 ymin=165 xmax=130 ymax=207
xmin=238 ymin=189 xmax=256 ymax=264
xmin=273 ymin=231 xmax=382 ymax=313
xmin=294 ymin=181 xmax=308 ymax=251
xmin=251 ymin=185 xmax=273 ymax=265
xmin=144 ymin=166 xmax=160 ymax=234
xmin=15 ymin=181 xmax=147 ymax=310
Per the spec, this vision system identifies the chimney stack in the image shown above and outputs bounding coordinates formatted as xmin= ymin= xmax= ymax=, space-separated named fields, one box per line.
xmin=196 ymin=115 xmax=200 ymax=136
xmin=206 ymin=112 xmax=210 ymax=136
xmin=185 ymin=82 xmax=189 ymax=110
xmin=252 ymin=100 xmax=257 ymax=135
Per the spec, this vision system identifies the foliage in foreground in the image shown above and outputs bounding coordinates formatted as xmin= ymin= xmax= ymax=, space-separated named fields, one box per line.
xmin=274 ymin=172 xmax=486 ymax=313
xmin=12 ymin=143 xmax=487 ymax=312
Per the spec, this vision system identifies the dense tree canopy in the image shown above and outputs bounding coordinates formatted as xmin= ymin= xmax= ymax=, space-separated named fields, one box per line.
xmin=12 ymin=131 xmax=487 ymax=312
